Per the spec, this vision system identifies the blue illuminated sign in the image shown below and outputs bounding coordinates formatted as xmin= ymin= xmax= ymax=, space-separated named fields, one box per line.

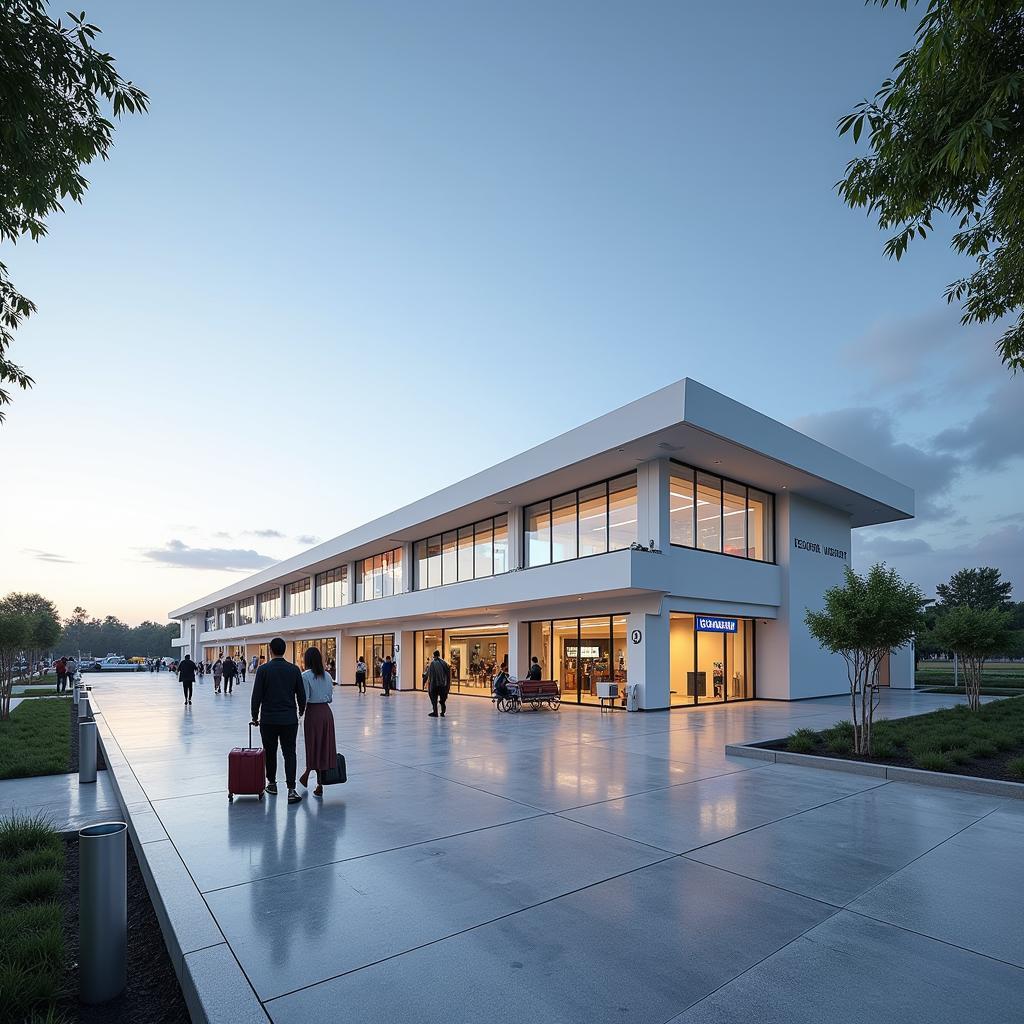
xmin=695 ymin=616 xmax=738 ymax=633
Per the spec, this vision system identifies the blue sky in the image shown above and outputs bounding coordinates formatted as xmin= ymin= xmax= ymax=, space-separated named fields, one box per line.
xmin=1 ymin=0 xmax=1021 ymax=622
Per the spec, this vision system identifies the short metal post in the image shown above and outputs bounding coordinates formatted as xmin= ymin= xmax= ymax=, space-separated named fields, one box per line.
xmin=78 ymin=692 xmax=91 ymax=720
xmin=79 ymin=720 xmax=97 ymax=784
xmin=73 ymin=682 xmax=80 ymax=705
xmin=79 ymin=821 xmax=127 ymax=1004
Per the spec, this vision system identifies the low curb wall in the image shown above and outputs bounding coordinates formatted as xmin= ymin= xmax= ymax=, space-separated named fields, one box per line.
xmin=725 ymin=741 xmax=1024 ymax=800
xmin=90 ymin=694 xmax=269 ymax=1024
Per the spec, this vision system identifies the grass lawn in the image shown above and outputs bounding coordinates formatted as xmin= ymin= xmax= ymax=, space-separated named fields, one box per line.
xmin=779 ymin=696 xmax=1024 ymax=782
xmin=0 ymin=699 xmax=71 ymax=780
xmin=915 ymin=660 xmax=1024 ymax=688
xmin=0 ymin=813 xmax=67 ymax=1022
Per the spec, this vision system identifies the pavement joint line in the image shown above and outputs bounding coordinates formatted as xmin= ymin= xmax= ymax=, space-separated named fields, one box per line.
xmin=259 ymin=850 xmax=681 ymax=1006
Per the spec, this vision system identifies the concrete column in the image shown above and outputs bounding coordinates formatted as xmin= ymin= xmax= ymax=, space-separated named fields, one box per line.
xmin=394 ymin=629 xmax=416 ymax=690
xmin=506 ymin=505 xmax=524 ymax=569
xmin=628 ymin=608 xmax=669 ymax=710
xmin=339 ymin=635 xmax=357 ymax=685
xmin=507 ymin=618 xmax=529 ymax=679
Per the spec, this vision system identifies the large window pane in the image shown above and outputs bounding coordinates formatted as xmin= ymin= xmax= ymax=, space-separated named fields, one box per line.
xmin=493 ymin=515 xmax=509 ymax=575
xmin=608 ymin=474 xmax=638 ymax=550
xmin=612 ymin=615 xmax=628 ymax=697
xmin=670 ymin=469 xmax=695 ymax=547
xmin=529 ymin=620 xmax=550 ymax=681
xmin=578 ymin=616 xmax=611 ymax=706
xmin=525 ymin=502 xmax=551 ymax=567
xmin=553 ymin=618 xmax=579 ymax=701
xmin=427 ymin=536 xmax=441 ymax=589
xmin=373 ymin=554 xmax=384 ymax=599
xmin=415 ymin=540 xmax=428 ymax=590
xmin=578 ymin=483 xmax=608 ymax=557
xmin=669 ymin=613 xmax=695 ymax=705
xmin=747 ymin=488 xmax=773 ymax=562
xmin=723 ymin=481 xmax=747 ymax=557
xmin=474 ymin=520 xmax=494 ymax=577
xmin=441 ymin=531 xmax=457 ymax=586
xmin=391 ymin=546 xmax=403 ymax=594
xmin=551 ymin=493 xmax=578 ymax=563
xmin=696 ymin=472 xmax=722 ymax=552
xmin=458 ymin=526 xmax=474 ymax=581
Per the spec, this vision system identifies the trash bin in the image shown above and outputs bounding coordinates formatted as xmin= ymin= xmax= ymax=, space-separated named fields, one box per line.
xmin=79 ymin=821 xmax=127 ymax=1004
xmin=79 ymin=720 xmax=97 ymax=784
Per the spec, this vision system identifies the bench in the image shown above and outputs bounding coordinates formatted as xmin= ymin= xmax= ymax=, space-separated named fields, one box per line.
xmin=495 ymin=679 xmax=560 ymax=712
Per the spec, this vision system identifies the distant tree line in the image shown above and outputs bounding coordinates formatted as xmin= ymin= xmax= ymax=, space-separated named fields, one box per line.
xmin=59 ymin=606 xmax=178 ymax=659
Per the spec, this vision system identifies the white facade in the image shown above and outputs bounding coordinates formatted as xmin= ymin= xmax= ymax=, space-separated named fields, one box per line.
xmin=170 ymin=379 xmax=916 ymax=707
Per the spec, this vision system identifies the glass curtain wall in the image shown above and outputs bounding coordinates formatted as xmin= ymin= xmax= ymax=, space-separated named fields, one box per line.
xmin=256 ymin=589 xmax=281 ymax=622
xmin=217 ymin=604 xmax=236 ymax=629
xmin=528 ymin=615 xmax=629 ymax=706
xmin=355 ymin=548 xmax=403 ymax=602
xmin=415 ymin=515 xmax=509 ymax=590
xmin=237 ymin=598 xmax=255 ymax=625
xmin=668 ymin=613 xmax=755 ymax=706
xmin=315 ymin=566 xmax=349 ymax=609
xmin=204 ymin=610 xmax=215 ymax=632
xmin=290 ymin=637 xmax=337 ymax=673
xmin=670 ymin=464 xmax=774 ymax=562
xmin=354 ymin=633 xmax=395 ymax=688
xmin=286 ymin=579 xmax=311 ymax=616
xmin=413 ymin=627 xmax=509 ymax=695
xmin=525 ymin=474 xmax=637 ymax=568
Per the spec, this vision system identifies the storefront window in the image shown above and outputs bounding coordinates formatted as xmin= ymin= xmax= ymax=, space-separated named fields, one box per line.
xmin=669 ymin=613 xmax=755 ymax=706
xmin=412 ymin=626 xmax=509 ymax=695
xmin=528 ymin=615 xmax=628 ymax=706
xmin=290 ymin=637 xmax=337 ymax=674
xmin=355 ymin=633 xmax=395 ymax=688
xmin=671 ymin=463 xmax=774 ymax=563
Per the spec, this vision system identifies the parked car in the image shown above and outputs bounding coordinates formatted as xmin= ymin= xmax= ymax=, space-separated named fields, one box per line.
xmin=82 ymin=656 xmax=146 ymax=672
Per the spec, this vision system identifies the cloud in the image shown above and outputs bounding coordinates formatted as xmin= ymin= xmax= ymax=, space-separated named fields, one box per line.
xmin=790 ymin=407 xmax=960 ymax=521
xmin=295 ymin=534 xmax=320 ymax=546
xmin=248 ymin=529 xmax=285 ymax=539
xmin=23 ymin=548 xmax=76 ymax=564
xmin=932 ymin=381 xmax=1024 ymax=470
xmin=855 ymin=535 xmax=934 ymax=558
xmin=142 ymin=540 xmax=276 ymax=572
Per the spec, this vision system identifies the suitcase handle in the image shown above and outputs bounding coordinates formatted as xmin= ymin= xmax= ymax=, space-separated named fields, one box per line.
xmin=249 ymin=722 xmax=257 ymax=748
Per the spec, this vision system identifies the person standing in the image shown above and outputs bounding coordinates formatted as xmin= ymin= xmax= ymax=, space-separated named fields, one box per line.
xmin=355 ymin=656 xmax=368 ymax=693
xmin=223 ymin=655 xmax=237 ymax=694
xmin=239 ymin=656 xmax=247 ymax=684
xmin=212 ymin=658 xmax=223 ymax=693
xmin=423 ymin=649 xmax=451 ymax=718
xmin=380 ymin=654 xmax=395 ymax=696
xmin=66 ymin=656 xmax=77 ymax=689
xmin=250 ymin=637 xmax=306 ymax=803
xmin=298 ymin=647 xmax=336 ymax=798
xmin=197 ymin=659 xmax=205 ymax=682
xmin=178 ymin=654 xmax=196 ymax=706
xmin=55 ymin=656 xmax=67 ymax=693
xmin=327 ymin=657 xmax=337 ymax=685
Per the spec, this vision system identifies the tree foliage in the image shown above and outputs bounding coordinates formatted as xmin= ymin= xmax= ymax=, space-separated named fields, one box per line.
xmin=933 ymin=605 xmax=1015 ymax=709
xmin=838 ymin=0 xmax=1024 ymax=371
xmin=806 ymin=564 xmax=924 ymax=755
xmin=935 ymin=565 xmax=1013 ymax=609
xmin=0 ymin=3 xmax=147 ymax=422
xmin=0 ymin=601 xmax=30 ymax=721
xmin=57 ymin=608 xmax=177 ymax=659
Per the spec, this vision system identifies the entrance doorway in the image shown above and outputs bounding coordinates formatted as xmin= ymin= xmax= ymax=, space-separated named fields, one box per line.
xmin=354 ymin=633 xmax=395 ymax=688
xmin=669 ymin=613 xmax=755 ymax=706
xmin=414 ymin=626 xmax=509 ymax=695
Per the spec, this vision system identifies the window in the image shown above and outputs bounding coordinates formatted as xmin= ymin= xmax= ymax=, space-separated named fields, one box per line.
xmin=524 ymin=473 xmax=637 ymax=568
xmin=257 ymin=588 xmax=281 ymax=622
xmin=217 ymin=604 xmax=235 ymax=629
xmin=413 ymin=515 xmax=509 ymax=590
xmin=286 ymin=578 xmax=311 ymax=616
xmin=670 ymin=463 xmax=774 ymax=563
xmin=669 ymin=613 xmax=756 ymax=705
xmin=203 ymin=609 xmax=215 ymax=632
xmin=528 ymin=615 xmax=629 ymax=706
xmin=355 ymin=547 xmax=403 ymax=602
xmin=237 ymin=597 xmax=255 ymax=625
xmin=314 ymin=566 xmax=349 ymax=609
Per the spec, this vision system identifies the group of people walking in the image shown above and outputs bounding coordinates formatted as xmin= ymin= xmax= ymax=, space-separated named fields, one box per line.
xmin=53 ymin=656 xmax=78 ymax=693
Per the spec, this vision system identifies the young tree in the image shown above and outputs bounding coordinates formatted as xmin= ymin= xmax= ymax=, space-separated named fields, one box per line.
xmin=837 ymin=0 xmax=1024 ymax=371
xmin=933 ymin=606 xmax=1015 ymax=710
xmin=3 ymin=593 xmax=60 ymax=677
xmin=806 ymin=564 xmax=924 ymax=755
xmin=0 ymin=601 xmax=29 ymax=721
xmin=935 ymin=566 xmax=1013 ymax=609
xmin=0 ymin=3 xmax=147 ymax=422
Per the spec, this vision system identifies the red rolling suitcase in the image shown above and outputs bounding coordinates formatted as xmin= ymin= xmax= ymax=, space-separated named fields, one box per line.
xmin=228 ymin=724 xmax=265 ymax=802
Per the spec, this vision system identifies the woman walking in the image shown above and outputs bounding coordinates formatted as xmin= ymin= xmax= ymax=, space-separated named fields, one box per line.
xmin=355 ymin=656 xmax=368 ymax=693
xmin=212 ymin=658 xmax=223 ymax=693
xmin=299 ymin=647 xmax=336 ymax=798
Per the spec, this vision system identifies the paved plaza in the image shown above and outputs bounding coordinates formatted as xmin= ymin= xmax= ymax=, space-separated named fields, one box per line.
xmin=90 ymin=674 xmax=1022 ymax=1023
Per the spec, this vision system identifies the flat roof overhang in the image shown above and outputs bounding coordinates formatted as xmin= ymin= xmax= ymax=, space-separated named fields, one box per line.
xmin=171 ymin=378 xmax=913 ymax=618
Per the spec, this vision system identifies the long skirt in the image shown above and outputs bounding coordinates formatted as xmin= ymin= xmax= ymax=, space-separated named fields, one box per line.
xmin=303 ymin=702 xmax=337 ymax=771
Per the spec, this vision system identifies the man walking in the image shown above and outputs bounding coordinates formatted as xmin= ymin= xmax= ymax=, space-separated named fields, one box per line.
xmin=66 ymin=656 xmax=77 ymax=689
xmin=239 ymin=656 xmax=247 ymax=684
xmin=55 ymin=656 xmax=67 ymax=693
xmin=178 ymin=654 xmax=196 ymax=706
xmin=380 ymin=653 xmax=395 ymax=696
xmin=223 ymin=654 xmax=237 ymax=694
xmin=250 ymin=637 xmax=306 ymax=803
xmin=423 ymin=649 xmax=451 ymax=718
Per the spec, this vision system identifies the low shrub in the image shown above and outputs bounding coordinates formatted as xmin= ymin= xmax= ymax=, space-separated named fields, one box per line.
xmin=945 ymin=747 xmax=970 ymax=766
xmin=1007 ymin=757 xmax=1024 ymax=780
xmin=966 ymin=739 xmax=998 ymax=759
xmin=786 ymin=732 xmax=816 ymax=754
xmin=914 ymin=751 xmax=954 ymax=772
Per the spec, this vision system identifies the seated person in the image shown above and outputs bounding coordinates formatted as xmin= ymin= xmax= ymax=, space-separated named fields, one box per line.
xmin=527 ymin=656 xmax=542 ymax=681
xmin=493 ymin=670 xmax=511 ymax=699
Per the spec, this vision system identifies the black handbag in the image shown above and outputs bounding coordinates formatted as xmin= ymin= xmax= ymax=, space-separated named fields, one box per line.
xmin=320 ymin=753 xmax=347 ymax=785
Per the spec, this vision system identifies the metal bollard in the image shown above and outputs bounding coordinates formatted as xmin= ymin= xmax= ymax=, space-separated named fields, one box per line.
xmin=73 ymin=682 xmax=80 ymax=705
xmin=78 ymin=693 xmax=91 ymax=720
xmin=79 ymin=821 xmax=128 ymax=1004
xmin=79 ymin=720 xmax=97 ymax=784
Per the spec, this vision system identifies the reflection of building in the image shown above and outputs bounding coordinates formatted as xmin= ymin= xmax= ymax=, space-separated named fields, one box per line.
xmin=174 ymin=379 xmax=916 ymax=708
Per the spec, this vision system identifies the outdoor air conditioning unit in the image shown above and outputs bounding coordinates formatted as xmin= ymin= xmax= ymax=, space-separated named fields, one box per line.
xmin=597 ymin=682 xmax=618 ymax=699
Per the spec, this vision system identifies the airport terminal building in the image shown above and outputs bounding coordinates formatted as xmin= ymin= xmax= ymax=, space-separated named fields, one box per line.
xmin=170 ymin=379 xmax=916 ymax=709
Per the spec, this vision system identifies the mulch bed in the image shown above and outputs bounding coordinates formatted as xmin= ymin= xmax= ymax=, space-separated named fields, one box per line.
xmin=60 ymin=832 xmax=189 ymax=1023
xmin=68 ymin=697 xmax=107 ymax=774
